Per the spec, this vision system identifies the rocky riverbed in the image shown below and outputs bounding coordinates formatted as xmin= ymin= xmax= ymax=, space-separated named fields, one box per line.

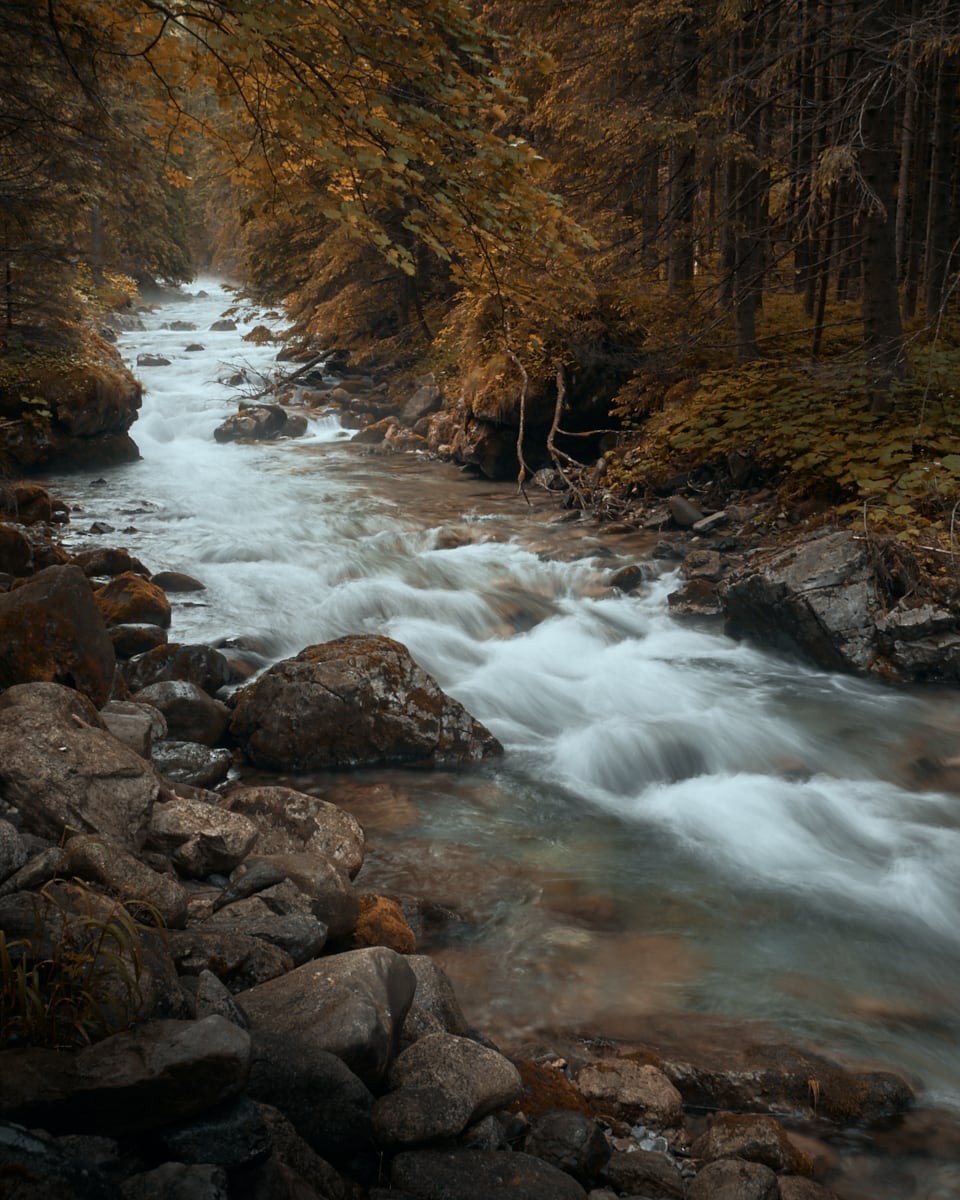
xmin=1 ymin=484 xmax=960 ymax=1200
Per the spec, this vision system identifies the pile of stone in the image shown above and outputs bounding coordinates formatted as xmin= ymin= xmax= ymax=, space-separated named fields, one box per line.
xmin=0 ymin=484 xmax=933 ymax=1199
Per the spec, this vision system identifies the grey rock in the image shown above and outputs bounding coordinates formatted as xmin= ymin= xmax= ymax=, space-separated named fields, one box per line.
xmin=134 ymin=680 xmax=230 ymax=746
xmin=603 ymin=1149 xmax=685 ymax=1198
xmin=0 ymin=817 xmax=27 ymax=884
xmin=575 ymin=1060 xmax=683 ymax=1130
xmin=373 ymin=1032 xmax=521 ymax=1148
xmin=167 ymin=928 xmax=293 ymax=992
xmin=119 ymin=1163 xmax=229 ymax=1199
xmin=400 ymin=956 xmax=469 ymax=1046
xmin=151 ymin=741 xmax=233 ymax=789
xmin=0 ymin=682 xmax=158 ymax=851
xmin=99 ymin=699 xmax=167 ymax=757
xmin=239 ymin=947 xmax=416 ymax=1088
xmin=668 ymin=495 xmax=705 ymax=528
xmin=687 ymin=1158 xmax=779 ymax=1200
xmin=222 ymin=786 xmax=365 ymax=879
xmin=202 ymin=895 xmax=327 ymax=964
xmin=155 ymin=1095 xmax=272 ymax=1166
xmin=247 ymin=1047 xmax=374 ymax=1160
xmin=194 ymin=968 xmax=251 ymax=1028
xmin=256 ymin=1103 xmax=347 ymax=1200
xmin=147 ymin=797 xmax=258 ymax=878
xmin=0 ymin=1121 xmax=118 ymax=1200
xmin=231 ymin=852 xmax=358 ymax=939
xmin=524 ymin=1111 xmax=610 ymax=1186
xmin=123 ymin=643 xmax=233 ymax=695
xmin=0 ymin=1016 xmax=250 ymax=1135
xmin=391 ymin=1148 xmax=588 ymax=1200
xmin=62 ymin=832 xmax=188 ymax=928
xmin=230 ymin=635 xmax=502 ymax=771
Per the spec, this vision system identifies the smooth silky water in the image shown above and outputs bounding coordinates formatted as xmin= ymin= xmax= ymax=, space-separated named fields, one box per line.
xmin=42 ymin=281 xmax=960 ymax=1197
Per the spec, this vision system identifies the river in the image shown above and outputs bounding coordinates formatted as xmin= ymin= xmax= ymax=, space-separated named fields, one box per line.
xmin=42 ymin=280 xmax=960 ymax=1198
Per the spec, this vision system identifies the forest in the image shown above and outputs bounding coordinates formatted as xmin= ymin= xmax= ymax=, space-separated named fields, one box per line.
xmin=2 ymin=0 xmax=959 ymax=558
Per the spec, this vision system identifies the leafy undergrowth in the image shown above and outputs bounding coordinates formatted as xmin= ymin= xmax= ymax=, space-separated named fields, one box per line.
xmin=607 ymin=322 xmax=960 ymax=583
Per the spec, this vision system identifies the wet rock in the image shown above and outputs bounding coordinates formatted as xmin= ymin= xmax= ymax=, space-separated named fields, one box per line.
xmin=193 ymin=968 xmax=251 ymax=1028
xmin=687 ymin=1158 xmax=779 ymax=1200
xmin=575 ymin=1059 xmax=683 ymax=1131
xmin=230 ymin=634 xmax=502 ymax=771
xmin=202 ymin=895 xmax=327 ymax=964
xmin=147 ymin=797 xmax=257 ymax=877
xmin=0 ymin=817 xmax=28 ymax=884
xmin=608 ymin=564 xmax=646 ymax=593
xmin=239 ymin=947 xmax=417 ymax=1088
xmin=256 ymin=1103 xmax=347 ymax=1200
xmin=232 ymin=853 xmax=358 ymax=938
xmin=0 ymin=482 xmax=54 ymax=525
xmin=691 ymin=1112 xmax=812 ymax=1175
xmin=123 ymin=643 xmax=233 ymax=694
xmin=151 ymin=741 xmax=233 ymax=789
xmin=668 ymin=495 xmax=705 ymax=528
xmin=137 ymin=353 xmax=171 ymax=367
xmin=62 ymin=833 xmax=188 ymax=928
xmin=0 ymin=1015 xmax=250 ymax=1135
xmin=603 ymin=1148 xmax=685 ymax=1198
xmin=524 ymin=1110 xmax=610 ymax=1186
xmin=0 ymin=565 xmax=116 ymax=705
xmin=134 ymin=680 xmax=230 ymax=745
xmin=391 ymin=1148 xmax=588 ymax=1200
xmin=95 ymin=571 xmax=171 ymax=629
xmin=72 ymin=547 xmax=150 ymax=579
xmin=120 ymin=1163 xmax=229 ymax=1199
xmin=372 ymin=1031 xmax=521 ymax=1148
xmin=109 ymin=623 xmax=168 ymax=658
xmin=151 ymin=570 xmax=206 ymax=592
xmin=214 ymin=404 xmax=305 ymax=443
xmin=222 ymin=785 xmax=365 ymax=878
xmin=666 ymin=576 xmax=722 ymax=616
xmin=0 ymin=1122 xmax=118 ymax=1200
xmin=0 ymin=521 xmax=34 ymax=574
xmin=680 ymin=548 xmax=723 ymax=580
xmin=399 ymin=956 xmax=470 ymax=1045
xmin=248 ymin=1047 xmax=375 ymax=1161
xmin=210 ymin=319 xmax=237 ymax=331
xmin=777 ymin=1180 xmax=841 ymax=1200
xmin=0 ymin=682 xmax=158 ymax=850
xmin=153 ymin=1095 xmax=271 ymax=1166
xmin=166 ymin=928 xmax=294 ymax=992
xmin=99 ymin=698 xmax=167 ymax=757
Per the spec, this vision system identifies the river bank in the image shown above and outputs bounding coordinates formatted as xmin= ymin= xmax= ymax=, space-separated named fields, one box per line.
xmin=2 ymin=280 xmax=959 ymax=1197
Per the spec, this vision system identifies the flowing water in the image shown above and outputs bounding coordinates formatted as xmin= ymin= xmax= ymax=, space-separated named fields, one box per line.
xmin=42 ymin=281 xmax=960 ymax=1196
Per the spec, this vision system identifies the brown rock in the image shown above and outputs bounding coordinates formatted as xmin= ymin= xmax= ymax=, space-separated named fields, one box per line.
xmin=150 ymin=570 xmax=205 ymax=592
xmin=95 ymin=571 xmax=171 ymax=629
xmin=0 ymin=682 xmax=157 ymax=849
xmin=692 ymin=1113 xmax=812 ymax=1175
xmin=72 ymin=547 xmax=150 ymax=579
xmin=222 ymin=785 xmax=365 ymax=878
xmin=604 ymin=1149 xmax=685 ymax=1198
xmin=687 ymin=1158 xmax=779 ymax=1200
xmin=230 ymin=634 xmax=502 ymax=771
xmin=347 ymin=894 xmax=416 ymax=954
xmin=0 ymin=565 xmax=116 ymax=705
xmin=575 ymin=1059 xmax=683 ymax=1130
xmin=0 ymin=521 xmax=33 ymax=574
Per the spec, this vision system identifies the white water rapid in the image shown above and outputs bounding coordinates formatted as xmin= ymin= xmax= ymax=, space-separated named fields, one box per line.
xmin=41 ymin=282 xmax=960 ymax=1189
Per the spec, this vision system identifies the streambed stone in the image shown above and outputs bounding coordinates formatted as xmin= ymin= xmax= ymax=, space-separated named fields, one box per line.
xmin=230 ymin=634 xmax=502 ymax=770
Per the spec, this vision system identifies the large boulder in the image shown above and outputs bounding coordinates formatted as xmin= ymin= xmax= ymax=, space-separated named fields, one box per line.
xmin=230 ymin=635 xmax=502 ymax=771
xmin=372 ymin=1031 xmax=521 ymax=1148
xmin=238 ymin=947 xmax=417 ymax=1088
xmin=146 ymin=797 xmax=258 ymax=878
xmin=213 ymin=404 xmax=305 ymax=443
xmin=0 ymin=682 xmax=158 ymax=850
xmin=721 ymin=529 xmax=960 ymax=682
xmin=0 ymin=1016 xmax=250 ymax=1136
xmin=122 ymin=643 xmax=232 ymax=694
xmin=134 ymin=680 xmax=230 ymax=746
xmin=0 ymin=565 xmax=116 ymax=705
